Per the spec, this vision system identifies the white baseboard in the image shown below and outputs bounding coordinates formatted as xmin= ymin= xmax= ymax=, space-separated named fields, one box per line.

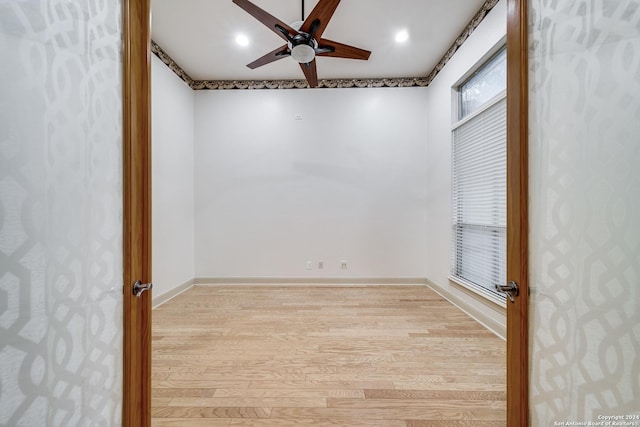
xmin=425 ymin=278 xmax=506 ymax=340
xmin=194 ymin=277 xmax=429 ymax=286
xmin=152 ymin=278 xmax=195 ymax=309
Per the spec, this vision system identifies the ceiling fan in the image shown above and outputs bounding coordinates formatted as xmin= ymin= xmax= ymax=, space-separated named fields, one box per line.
xmin=232 ymin=0 xmax=371 ymax=88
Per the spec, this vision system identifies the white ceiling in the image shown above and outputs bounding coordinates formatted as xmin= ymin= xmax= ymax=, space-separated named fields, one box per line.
xmin=151 ymin=0 xmax=487 ymax=82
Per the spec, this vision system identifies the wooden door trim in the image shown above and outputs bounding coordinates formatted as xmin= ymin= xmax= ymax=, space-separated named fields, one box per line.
xmin=506 ymin=0 xmax=529 ymax=425
xmin=123 ymin=0 xmax=152 ymax=425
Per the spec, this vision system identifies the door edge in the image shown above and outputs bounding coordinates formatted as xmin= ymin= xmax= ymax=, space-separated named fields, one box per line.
xmin=122 ymin=0 xmax=152 ymax=425
xmin=506 ymin=0 xmax=529 ymax=425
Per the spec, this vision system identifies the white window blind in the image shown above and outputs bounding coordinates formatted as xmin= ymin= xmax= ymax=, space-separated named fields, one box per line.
xmin=451 ymin=96 xmax=506 ymax=303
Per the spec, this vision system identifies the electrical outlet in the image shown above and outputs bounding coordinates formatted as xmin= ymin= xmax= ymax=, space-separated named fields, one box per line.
xmin=318 ymin=261 xmax=324 ymax=269
xmin=340 ymin=260 xmax=348 ymax=269
xmin=306 ymin=261 xmax=312 ymax=270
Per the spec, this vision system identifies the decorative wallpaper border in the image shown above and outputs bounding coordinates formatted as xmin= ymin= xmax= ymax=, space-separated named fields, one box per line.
xmin=151 ymin=40 xmax=195 ymax=87
xmin=152 ymin=0 xmax=499 ymax=90
xmin=424 ymin=0 xmax=499 ymax=83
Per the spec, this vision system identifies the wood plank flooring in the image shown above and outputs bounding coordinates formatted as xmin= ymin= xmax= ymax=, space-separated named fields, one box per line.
xmin=152 ymin=285 xmax=506 ymax=426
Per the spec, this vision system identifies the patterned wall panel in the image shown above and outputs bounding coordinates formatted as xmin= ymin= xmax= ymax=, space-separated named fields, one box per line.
xmin=0 ymin=1 xmax=123 ymax=425
xmin=528 ymin=0 xmax=640 ymax=424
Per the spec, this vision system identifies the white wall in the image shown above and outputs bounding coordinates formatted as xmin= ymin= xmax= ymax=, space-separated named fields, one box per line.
xmin=194 ymin=87 xmax=429 ymax=280
xmin=152 ymin=55 xmax=195 ymax=301
xmin=423 ymin=0 xmax=507 ymax=337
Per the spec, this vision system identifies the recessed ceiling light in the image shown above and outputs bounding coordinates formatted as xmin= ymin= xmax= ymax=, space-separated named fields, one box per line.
xmin=395 ymin=30 xmax=409 ymax=43
xmin=235 ymin=34 xmax=249 ymax=47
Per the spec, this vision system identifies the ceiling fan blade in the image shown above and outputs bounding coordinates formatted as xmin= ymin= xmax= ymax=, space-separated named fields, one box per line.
xmin=232 ymin=0 xmax=298 ymax=43
xmin=316 ymin=38 xmax=371 ymax=60
xmin=300 ymin=0 xmax=340 ymax=40
xmin=299 ymin=60 xmax=318 ymax=88
xmin=247 ymin=44 xmax=290 ymax=69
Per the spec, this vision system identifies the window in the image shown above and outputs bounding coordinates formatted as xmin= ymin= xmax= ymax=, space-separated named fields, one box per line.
xmin=459 ymin=48 xmax=507 ymax=119
xmin=450 ymin=47 xmax=507 ymax=304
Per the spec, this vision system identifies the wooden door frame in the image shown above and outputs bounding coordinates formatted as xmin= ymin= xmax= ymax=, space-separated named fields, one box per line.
xmin=506 ymin=0 xmax=529 ymax=425
xmin=123 ymin=0 xmax=152 ymax=425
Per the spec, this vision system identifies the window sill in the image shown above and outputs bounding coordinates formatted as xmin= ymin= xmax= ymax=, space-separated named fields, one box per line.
xmin=448 ymin=276 xmax=506 ymax=308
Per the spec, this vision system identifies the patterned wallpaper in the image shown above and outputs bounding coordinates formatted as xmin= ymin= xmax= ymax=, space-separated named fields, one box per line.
xmin=0 ymin=1 xmax=124 ymax=425
xmin=528 ymin=0 xmax=640 ymax=424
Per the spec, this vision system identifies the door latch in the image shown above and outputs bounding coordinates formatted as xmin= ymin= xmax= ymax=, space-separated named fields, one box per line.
xmin=132 ymin=280 xmax=153 ymax=298
xmin=495 ymin=281 xmax=519 ymax=303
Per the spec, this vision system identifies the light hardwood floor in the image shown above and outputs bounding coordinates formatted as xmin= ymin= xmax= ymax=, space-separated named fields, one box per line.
xmin=152 ymin=285 xmax=506 ymax=426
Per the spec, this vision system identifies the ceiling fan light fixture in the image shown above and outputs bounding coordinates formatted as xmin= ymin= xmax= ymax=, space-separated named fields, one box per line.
xmin=291 ymin=44 xmax=315 ymax=63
